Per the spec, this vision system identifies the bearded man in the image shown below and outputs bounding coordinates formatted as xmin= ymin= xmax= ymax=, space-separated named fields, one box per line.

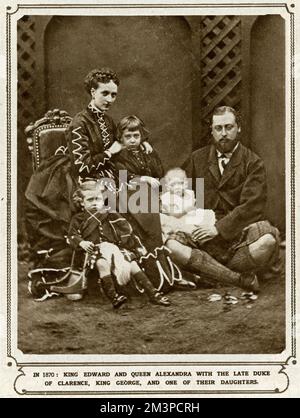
xmin=166 ymin=106 xmax=280 ymax=292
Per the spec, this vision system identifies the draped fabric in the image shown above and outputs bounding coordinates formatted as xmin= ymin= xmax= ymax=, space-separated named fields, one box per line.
xmin=25 ymin=154 xmax=76 ymax=261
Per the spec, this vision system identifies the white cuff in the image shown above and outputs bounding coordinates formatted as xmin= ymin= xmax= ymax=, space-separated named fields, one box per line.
xmin=104 ymin=150 xmax=112 ymax=159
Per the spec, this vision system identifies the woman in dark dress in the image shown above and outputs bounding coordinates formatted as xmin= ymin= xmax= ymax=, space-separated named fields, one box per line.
xmin=67 ymin=68 xmax=122 ymax=180
xmin=26 ymin=68 xmax=186 ymax=297
xmin=67 ymin=68 xmax=187 ymax=292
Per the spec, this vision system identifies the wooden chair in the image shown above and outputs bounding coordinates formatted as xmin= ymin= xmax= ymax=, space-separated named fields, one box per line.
xmin=25 ymin=109 xmax=72 ymax=171
xmin=24 ymin=109 xmax=76 ymax=299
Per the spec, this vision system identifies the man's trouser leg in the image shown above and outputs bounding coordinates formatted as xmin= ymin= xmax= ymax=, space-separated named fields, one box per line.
xmin=187 ymin=248 xmax=259 ymax=292
xmin=167 ymin=240 xmax=259 ymax=291
xmin=186 ymin=248 xmax=241 ymax=287
xmin=227 ymin=221 xmax=280 ymax=273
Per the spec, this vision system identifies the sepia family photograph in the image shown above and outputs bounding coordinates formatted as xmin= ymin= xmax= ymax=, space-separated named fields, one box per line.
xmin=15 ymin=10 xmax=287 ymax=357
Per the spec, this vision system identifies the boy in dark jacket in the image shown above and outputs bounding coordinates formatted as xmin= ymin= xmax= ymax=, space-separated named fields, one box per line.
xmin=67 ymin=180 xmax=170 ymax=308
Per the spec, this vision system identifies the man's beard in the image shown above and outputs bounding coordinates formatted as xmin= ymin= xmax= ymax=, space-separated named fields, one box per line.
xmin=212 ymin=137 xmax=239 ymax=153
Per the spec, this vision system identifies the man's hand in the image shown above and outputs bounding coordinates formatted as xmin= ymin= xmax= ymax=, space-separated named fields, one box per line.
xmin=108 ymin=141 xmax=123 ymax=155
xmin=192 ymin=225 xmax=218 ymax=245
xmin=79 ymin=240 xmax=94 ymax=254
xmin=141 ymin=141 xmax=153 ymax=154
xmin=140 ymin=176 xmax=160 ymax=188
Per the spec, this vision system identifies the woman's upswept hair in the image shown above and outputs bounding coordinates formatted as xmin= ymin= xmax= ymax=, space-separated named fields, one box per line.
xmin=84 ymin=68 xmax=120 ymax=94
xmin=116 ymin=115 xmax=150 ymax=142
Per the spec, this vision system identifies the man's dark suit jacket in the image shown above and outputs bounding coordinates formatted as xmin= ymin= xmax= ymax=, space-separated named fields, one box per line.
xmin=183 ymin=143 xmax=267 ymax=242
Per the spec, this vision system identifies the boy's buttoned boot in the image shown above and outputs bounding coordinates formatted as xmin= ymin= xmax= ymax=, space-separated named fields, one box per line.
xmin=99 ymin=275 xmax=127 ymax=309
xmin=133 ymin=271 xmax=171 ymax=306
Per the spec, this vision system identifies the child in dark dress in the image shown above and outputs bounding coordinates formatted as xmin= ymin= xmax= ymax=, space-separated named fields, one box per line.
xmin=67 ymin=180 xmax=171 ymax=308
xmin=113 ymin=115 xmax=164 ymax=187
xmin=112 ymin=116 xmax=196 ymax=291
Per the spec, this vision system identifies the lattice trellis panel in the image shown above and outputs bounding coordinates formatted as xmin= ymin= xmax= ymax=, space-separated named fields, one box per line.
xmin=17 ymin=15 xmax=36 ymax=135
xmin=200 ymin=16 xmax=242 ymax=145
xmin=17 ymin=15 xmax=36 ymax=248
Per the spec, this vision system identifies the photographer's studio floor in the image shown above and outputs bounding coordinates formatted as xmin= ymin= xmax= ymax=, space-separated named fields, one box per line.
xmin=17 ymin=248 xmax=285 ymax=355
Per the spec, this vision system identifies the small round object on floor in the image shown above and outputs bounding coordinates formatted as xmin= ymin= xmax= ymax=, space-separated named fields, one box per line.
xmin=66 ymin=293 xmax=83 ymax=301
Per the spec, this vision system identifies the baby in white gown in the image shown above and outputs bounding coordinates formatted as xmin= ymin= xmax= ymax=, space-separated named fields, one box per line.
xmin=160 ymin=168 xmax=215 ymax=244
